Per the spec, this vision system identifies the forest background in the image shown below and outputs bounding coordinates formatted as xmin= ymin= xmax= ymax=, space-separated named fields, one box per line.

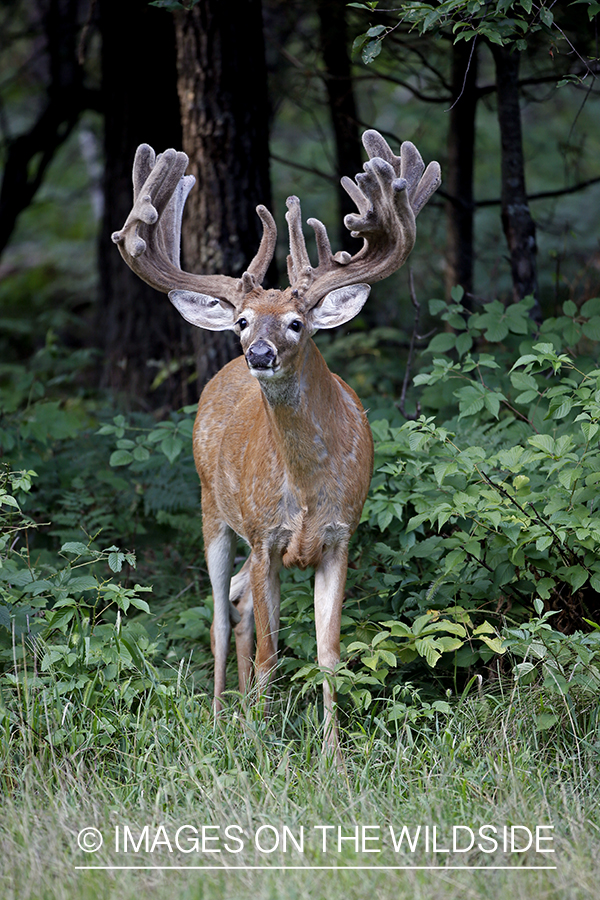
xmin=1 ymin=2 xmax=600 ymax=899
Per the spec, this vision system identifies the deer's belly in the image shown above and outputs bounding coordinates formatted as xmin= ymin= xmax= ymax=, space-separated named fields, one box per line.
xmin=230 ymin=483 xmax=352 ymax=570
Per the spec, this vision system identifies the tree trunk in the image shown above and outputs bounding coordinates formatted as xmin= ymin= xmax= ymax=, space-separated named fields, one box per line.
xmin=491 ymin=44 xmax=540 ymax=311
xmin=0 ymin=0 xmax=92 ymax=257
xmin=174 ymin=0 xmax=274 ymax=390
xmin=445 ymin=39 xmax=478 ymax=306
xmin=97 ymin=0 xmax=192 ymax=409
xmin=316 ymin=0 xmax=362 ymax=256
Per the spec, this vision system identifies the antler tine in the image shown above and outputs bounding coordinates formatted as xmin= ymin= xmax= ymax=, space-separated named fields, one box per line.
xmin=285 ymin=196 xmax=313 ymax=292
xmin=307 ymin=217 xmax=333 ymax=268
xmin=410 ymin=158 xmax=443 ymax=216
xmin=132 ymin=143 xmax=156 ymax=201
xmin=158 ymin=170 xmax=195 ymax=269
xmin=112 ymin=145 xmax=242 ymax=307
xmin=243 ymin=204 xmax=277 ymax=287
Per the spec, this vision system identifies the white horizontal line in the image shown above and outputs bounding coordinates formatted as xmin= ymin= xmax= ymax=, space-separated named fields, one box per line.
xmin=74 ymin=865 xmax=558 ymax=871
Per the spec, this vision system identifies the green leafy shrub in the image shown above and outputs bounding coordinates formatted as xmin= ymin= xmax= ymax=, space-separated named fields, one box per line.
xmin=353 ymin=294 xmax=600 ymax=688
xmin=0 ymin=465 xmax=195 ymax=766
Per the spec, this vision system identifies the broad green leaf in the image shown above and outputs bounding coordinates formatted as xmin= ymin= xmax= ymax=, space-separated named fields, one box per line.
xmin=372 ymin=630 xmax=391 ymax=647
xmin=415 ymin=637 xmax=442 ymax=667
xmin=60 ymin=542 xmax=90 ymax=556
xmin=436 ymin=636 xmax=464 ymax=653
xmin=388 ymin=622 xmax=413 ymax=638
xmin=110 ymin=449 xmax=134 ymax=467
xmin=551 ymin=399 xmax=573 ymax=419
xmin=455 ymin=332 xmax=472 ymax=356
xmin=582 ymin=317 xmax=600 ymax=341
xmin=108 ymin=551 xmax=125 ymax=573
xmin=160 ymin=435 xmax=183 ymax=464
xmin=429 ymin=298 xmax=447 ymax=315
xmin=426 ymin=333 xmax=456 ymax=354
xmin=483 ymin=392 xmax=501 ymax=418
xmin=129 ymin=595 xmax=151 ymax=614
xmin=511 ymin=371 xmax=539 ymax=392
xmin=377 ymin=649 xmax=397 ymax=667
xmin=528 ymin=434 xmax=556 ymax=455
xmin=590 ymin=573 xmax=600 ymax=592
xmin=133 ymin=445 xmax=151 ymax=462
xmin=536 ymin=534 xmax=554 ymax=552
xmin=535 ymin=713 xmax=559 ymax=731
xmin=477 ymin=635 xmax=506 ymax=654
xmin=563 ymin=565 xmax=588 ymax=592
xmin=362 ymin=39 xmax=383 ymax=64
xmin=581 ymin=297 xmax=600 ymax=317
xmin=67 ymin=576 xmax=98 ymax=592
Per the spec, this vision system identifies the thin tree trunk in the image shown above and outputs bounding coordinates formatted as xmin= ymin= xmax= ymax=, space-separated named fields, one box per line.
xmin=316 ymin=0 xmax=362 ymax=256
xmin=97 ymin=0 xmax=191 ymax=409
xmin=174 ymin=0 xmax=274 ymax=390
xmin=0 ymin=0 xmax=92 ymax=257
xmin=445 ymin=40 xmax=478 ymax=306
xmin=491 ymin=44 xmax=540 ymax=311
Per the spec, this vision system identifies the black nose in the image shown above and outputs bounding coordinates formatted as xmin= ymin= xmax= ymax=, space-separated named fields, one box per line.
xmin=246 ymin=340 xmax=276 ymax=369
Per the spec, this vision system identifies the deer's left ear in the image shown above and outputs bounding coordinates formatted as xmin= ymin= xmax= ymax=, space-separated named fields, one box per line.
xmin=308 ymin=284 xmax=371 ymax=331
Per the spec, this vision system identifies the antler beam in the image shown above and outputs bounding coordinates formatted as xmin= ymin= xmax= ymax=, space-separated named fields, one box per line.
xmin=286 ymin=130 xmax=441 ymax=308
xmin=111 ymin=145 xmax=278 ymax=308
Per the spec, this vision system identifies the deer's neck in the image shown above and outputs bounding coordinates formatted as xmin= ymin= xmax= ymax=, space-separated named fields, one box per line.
xmin=257 ymin=340 xmax=342 ymax=485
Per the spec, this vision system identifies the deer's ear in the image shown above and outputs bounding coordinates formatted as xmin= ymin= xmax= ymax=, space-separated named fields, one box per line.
xmin=169 ymin=290 xmax=237 ymax=331
xmin=308 ymin=284 xmax=371 ymax=331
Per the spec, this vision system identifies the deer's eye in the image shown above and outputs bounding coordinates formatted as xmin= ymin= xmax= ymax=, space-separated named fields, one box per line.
xmin=289 ymin=320 xmax=303 ymax=333
xmin=237 ymin=318 xmax=249 ymax=331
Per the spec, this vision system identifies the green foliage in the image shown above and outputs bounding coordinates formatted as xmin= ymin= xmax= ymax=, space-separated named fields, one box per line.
xmin=352 ymin=0 xmax=599 ymax=56
xmin=351 ymin=295 xmax=600 ymax=693
xmin=0 ymin=466 xmax=153 ymax=669
xmin=149 ymin=0 xmax=200 ymax=9
xmin=98 ymin=406 xmax=197 ymax=471
xmin=0 ymin=341 xmax=210 ymax=712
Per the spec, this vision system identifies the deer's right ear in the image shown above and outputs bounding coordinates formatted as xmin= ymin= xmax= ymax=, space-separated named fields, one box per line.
xmin=169 ymin=290 xmax=237 ymax=331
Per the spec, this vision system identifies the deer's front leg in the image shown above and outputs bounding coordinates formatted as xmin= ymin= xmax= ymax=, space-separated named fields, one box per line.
xmin=250 ymin=549 xmax=282 ymax=702
xmin=314 ymin=546 xmax=348 ymax=760
xmin=206 ymin=523 xmax=236 ymax=711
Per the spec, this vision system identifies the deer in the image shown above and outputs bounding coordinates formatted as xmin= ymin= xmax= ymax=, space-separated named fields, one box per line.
xmin=112 ymin=128 xmax=441 ymax=759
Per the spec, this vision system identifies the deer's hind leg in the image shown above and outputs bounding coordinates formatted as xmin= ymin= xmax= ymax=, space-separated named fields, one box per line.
xmin=229 ymin=556 xmax=255 ymax=694
xmin=250 ymin=548 xmax=282 ymax=701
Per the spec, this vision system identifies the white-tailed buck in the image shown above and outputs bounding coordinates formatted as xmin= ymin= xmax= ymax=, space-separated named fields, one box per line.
xmin=112 ymin=129 xmax=440 ymax=757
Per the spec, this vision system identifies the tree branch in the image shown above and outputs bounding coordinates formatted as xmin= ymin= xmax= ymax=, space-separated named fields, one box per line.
xmin=270 ymin=152 xmax=337 ymax=184
xmin=439 ymin=175 xmax=600 ymax=212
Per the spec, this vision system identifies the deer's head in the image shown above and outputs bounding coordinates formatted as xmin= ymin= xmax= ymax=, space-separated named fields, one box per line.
xmin=111 ymin=131 xmax=441 ymax=383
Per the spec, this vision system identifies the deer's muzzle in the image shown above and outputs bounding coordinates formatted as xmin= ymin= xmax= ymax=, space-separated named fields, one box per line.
xmin=246 ymin=340 xmax=277 ymax=370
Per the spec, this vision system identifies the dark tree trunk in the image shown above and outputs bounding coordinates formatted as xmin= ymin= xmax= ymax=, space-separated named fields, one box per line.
xmin=97 ymin=0 xmax=191 ymax=409
xmin=0 ymin=0 xmax=93 ymax=257
xmin=445 ymin=40 xmax=478 ymax=306
xmin=174 ymin=0 xmax=274 ymax=389
xmin=491 ymin=44 xmax=540 ymax=311
xmin=316 ymin=0 xmax=362 ymax=256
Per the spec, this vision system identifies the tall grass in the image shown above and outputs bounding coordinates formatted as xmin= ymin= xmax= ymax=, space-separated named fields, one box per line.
xmin=1 ymin=656 xmax=598 ymax=900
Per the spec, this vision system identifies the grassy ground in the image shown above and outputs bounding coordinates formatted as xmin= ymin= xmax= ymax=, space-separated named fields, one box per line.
xmin=1 ymin=676 xmax=598 ymax=900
